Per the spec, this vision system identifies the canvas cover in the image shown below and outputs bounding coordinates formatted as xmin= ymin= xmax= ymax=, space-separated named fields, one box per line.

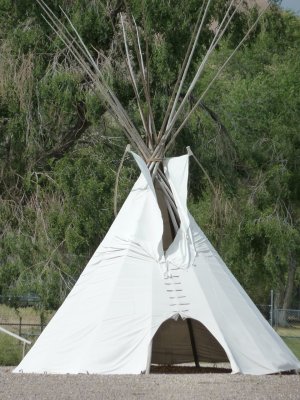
xmin=14 ymin=152 xmax=300 ymax=375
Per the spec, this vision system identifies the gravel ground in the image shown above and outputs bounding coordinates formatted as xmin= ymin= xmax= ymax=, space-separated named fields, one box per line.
xmin=1 ymin=367 xmax=300 ymax=400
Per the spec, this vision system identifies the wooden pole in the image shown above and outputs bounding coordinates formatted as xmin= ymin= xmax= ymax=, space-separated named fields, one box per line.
xmin=145 ymin=340 xmax=153 ymax=374
xmin=187 ymin=319 xmax=200 ymax=368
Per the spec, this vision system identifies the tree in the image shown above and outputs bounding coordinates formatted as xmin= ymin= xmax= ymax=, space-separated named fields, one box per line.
xmin=188 ymin=9 xmax=300 ymax=313
xmin=0 ymin=1 xmax=299 ymax=313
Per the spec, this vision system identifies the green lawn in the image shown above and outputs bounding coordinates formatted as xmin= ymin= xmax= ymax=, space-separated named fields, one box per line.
xmin=275 ymin=326 xmax=300 ymax=360
xmin=281 ymin=337 xmax=300 ymax=360
xmin=0 ymin=304 xmax=53 ymax=365
xmin=282 ymin=336 xmax=300 ymax=360
xmin=0 ymin=333 xmax=23 ymax=366
xmin=276 ymin=326 xmax=300 ymax=337
xmin=0 ymin=304 xmax=52 ymax=324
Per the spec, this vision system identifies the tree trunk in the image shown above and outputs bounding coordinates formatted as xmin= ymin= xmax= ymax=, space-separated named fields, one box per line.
xmin=277 ymin=254 xmax=297 ymax=327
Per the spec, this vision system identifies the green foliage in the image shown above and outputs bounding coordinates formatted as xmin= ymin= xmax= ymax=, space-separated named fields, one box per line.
xmin=52 ymin=148 xmax=116 ymax=253
xmin=187 ymin=12 xmax=300 ymax=304
xmin=0 ymin=1 xmax=299 ymax=310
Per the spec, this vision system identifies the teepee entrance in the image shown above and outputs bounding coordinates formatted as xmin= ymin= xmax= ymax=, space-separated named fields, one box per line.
xmin=151 ymin=317 xmax=229 ymax=369
xmin=151 ymin=178 xmax=230 ymax=372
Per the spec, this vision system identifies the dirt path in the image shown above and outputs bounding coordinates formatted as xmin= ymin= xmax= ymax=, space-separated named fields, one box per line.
xmin=1 ymin=367 xmax=299 ymax=400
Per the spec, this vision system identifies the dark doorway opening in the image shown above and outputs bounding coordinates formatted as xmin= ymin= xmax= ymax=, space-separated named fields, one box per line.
xmin=150 ymin=317 xmax=231 ymax=374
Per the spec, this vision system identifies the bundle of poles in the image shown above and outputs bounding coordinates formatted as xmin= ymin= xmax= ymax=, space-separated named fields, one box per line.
xmin=37 ymin=0 xmax=270 ymax=234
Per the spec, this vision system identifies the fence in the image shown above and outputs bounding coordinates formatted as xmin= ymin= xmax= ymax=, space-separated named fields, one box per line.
xmin=256 ymin=304 xmax=300 ymax=360
xmin=256 ymin=304 xmax=300 ymax=326
xmin=0 ymin=326 xmax=31 ymax=359
xmin=0 ymin=303 xmax=54 ymax=365
xmin=1 ymin=301 xmax=300 ymax=366
xmin=0 ymin=294 xmax=40 ymax=308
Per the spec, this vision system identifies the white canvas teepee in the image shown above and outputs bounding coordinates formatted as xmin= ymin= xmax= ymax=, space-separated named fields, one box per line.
xmin=14 ymin=1 xmax=300 ymax=375
xmin=14 ymin=152 xmax=300 ymax=375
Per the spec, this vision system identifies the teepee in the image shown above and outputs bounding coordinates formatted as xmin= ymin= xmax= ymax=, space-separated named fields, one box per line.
xmin=14 ymin=1 xmax=300 ymax=374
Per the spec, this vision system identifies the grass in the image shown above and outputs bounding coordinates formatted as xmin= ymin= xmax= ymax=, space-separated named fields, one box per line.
xmin=0 ymin=333 xmax=23 ymax=366
xmin=0 ymin=304 xmax=54 ymax=365
xmin=0 ymin=305 xmax=299 ymax=366
xmin=282 ymin=337 xmax=300 ymax=360
xmin=276 ymin=325 xmax=300 ymax=360
xmin=276 ymin=325 xmax=300 ymax=337
xmin=0 ymin=304 xmax=50 ymax=324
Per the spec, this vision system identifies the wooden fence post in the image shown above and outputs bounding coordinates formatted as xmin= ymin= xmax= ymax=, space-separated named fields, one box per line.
xmin=19 ymin=316 xmax=22 ymax=337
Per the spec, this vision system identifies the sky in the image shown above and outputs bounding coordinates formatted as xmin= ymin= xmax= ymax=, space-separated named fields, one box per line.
xmin=280 ymin=0 xmax=300 ymax=14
